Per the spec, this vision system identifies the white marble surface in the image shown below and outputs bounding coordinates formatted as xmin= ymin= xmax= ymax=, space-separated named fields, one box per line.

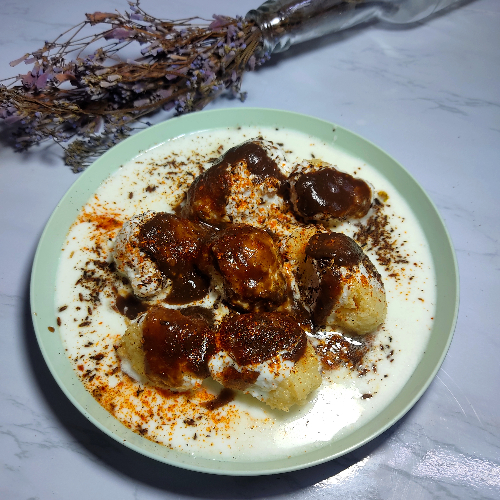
xmin=1 ymin=0 xmax=499 ymax=497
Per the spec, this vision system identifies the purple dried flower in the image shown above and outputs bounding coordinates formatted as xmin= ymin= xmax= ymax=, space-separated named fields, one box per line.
xmin=35 ymin=72 xmax=50 ymax=89
xmin=227 ymin=24 xmax=237 ymax=39
xmin=133 ymin=98 xmax=150 ymax=107
xmin=5 ymin=115 xmax=22 ymax=124
xmin=209 ymin=15 xmax=227 ymax=30
xmin=105 ymin=28 xmax=136 ymax=40
xmin=20 ymin=73 xmax=35 ymax=86
xmin=0 ymin=1 xmax=266 ymax=170
xmin=248 ymin=55 xmax=256 ymax=71
xmin=132 ymin=82 xmax=147 ymax=92
xmin=156 ymin=88 xmax=173 ymax=99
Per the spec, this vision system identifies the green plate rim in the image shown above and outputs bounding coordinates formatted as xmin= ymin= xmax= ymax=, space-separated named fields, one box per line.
xmin=30 ymin=107 xmax=459 ymax=475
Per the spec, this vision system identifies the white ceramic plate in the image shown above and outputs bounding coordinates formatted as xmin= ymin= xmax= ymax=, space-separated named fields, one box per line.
xmin=30 ymin=108 xmax=458 ymax=475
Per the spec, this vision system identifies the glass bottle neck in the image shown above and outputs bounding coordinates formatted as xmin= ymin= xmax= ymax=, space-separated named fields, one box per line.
xmin=246 ymin=0 xmax=461 ymax=54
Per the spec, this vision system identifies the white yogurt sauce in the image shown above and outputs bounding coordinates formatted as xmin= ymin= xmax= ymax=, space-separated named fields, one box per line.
xmin=55 ymin=126 xmax=436 ymax=461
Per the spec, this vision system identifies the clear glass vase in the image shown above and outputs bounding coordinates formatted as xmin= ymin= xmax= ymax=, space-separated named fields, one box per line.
xmin=246 ymin=0 xmax=461 ymax=54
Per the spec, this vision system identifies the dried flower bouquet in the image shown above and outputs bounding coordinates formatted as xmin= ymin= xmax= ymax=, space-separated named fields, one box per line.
xmin=0 ymin=2 xmax=267 ymax=171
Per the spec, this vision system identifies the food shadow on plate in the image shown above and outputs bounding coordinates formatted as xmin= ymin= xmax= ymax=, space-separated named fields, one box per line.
xmin=22 ymin=254 xmax=416 ymax=496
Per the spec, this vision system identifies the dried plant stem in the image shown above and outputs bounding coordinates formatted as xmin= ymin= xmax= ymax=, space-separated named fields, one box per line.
xmin=0 ymin=1 xmax=268 ymax=171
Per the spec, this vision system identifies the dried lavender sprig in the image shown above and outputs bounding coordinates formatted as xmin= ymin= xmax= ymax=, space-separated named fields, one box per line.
xmin=0 ymin=1 xmax=269 ymax=171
